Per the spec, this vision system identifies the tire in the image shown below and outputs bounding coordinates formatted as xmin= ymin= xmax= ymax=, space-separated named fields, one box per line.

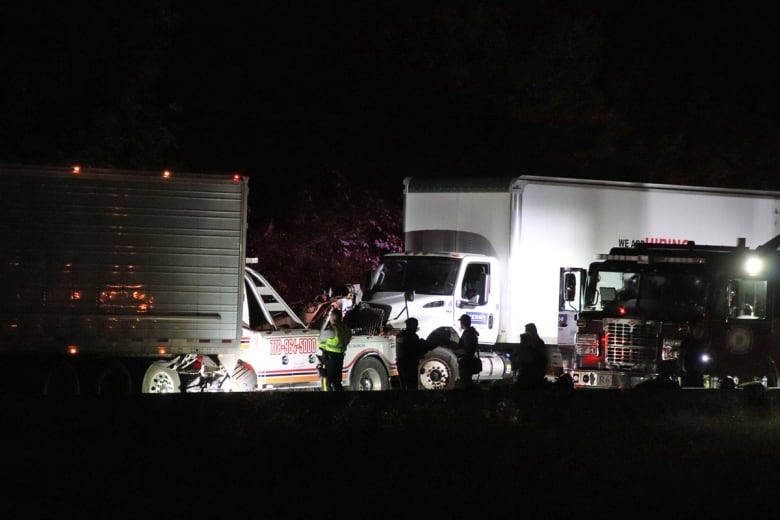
xmin=43 ymin=362 xmax=81 ymax=395
xmin=419 ymin=347 xmax=459 ymax=390
xmin=95 ymin=362 xmax=133 ymax=394
xmin=142 ymin=362 xmax=181 ymax=393
xmin=348 ymin=357 xmax=389 ymax=391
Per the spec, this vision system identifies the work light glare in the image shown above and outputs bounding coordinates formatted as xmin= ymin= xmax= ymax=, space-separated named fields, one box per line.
xmin=745 ymin=256 xmax=763 ymax=276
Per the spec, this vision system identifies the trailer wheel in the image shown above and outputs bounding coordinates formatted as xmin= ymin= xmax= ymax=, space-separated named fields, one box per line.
xmin=349 ymin=357 xmax=388 ymax=391
xmin=229 ymin=360 xmax=258 ymax=392
xmin=419 ymin=347 xmax=459 ymax=390
xmin=95 ymin=362 xmax=133 ymax=394
xmin=43 ymin=362 xmax=81 ymax=395
xmin=142 ymin=362 xmax=181 ymax=393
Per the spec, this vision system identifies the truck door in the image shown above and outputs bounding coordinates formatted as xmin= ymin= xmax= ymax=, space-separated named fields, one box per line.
xmin=458 ymin=260 xmax=499 ymax=344
xmin=558 ymin=268 xmax=586 ymax=347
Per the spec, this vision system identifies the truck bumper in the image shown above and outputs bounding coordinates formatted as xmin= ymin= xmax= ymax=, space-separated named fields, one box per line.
xmin=566 ymin=369 xmax=656 ymax=389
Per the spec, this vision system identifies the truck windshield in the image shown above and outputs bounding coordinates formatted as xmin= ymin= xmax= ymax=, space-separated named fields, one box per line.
xmin=585 ymin=266 xmax=708 ymax=318
xmin=376 ymin=257 xmax=460 ymax=295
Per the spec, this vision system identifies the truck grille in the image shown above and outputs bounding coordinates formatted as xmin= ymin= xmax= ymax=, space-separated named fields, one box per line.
xmin=604 ymin=319 xmax=659 ymax=366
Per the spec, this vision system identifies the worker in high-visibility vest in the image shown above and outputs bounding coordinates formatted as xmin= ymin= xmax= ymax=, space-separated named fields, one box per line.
xmin=318 ymin=307 xmax=351 ymax=391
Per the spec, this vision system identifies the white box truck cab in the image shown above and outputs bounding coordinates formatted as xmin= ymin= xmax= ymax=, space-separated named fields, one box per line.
xmin=363 ymin=176 xmax=780 ymax=390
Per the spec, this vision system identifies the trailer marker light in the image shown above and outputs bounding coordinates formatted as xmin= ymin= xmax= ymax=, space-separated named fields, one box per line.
xmin=72 ymin=165 xmax=81 ymax=174
xmin=67 ymin=345 xmax=79 ymax=355
xmin=162 ymin=170 xmax=172 ymax=179
xmin=157 ymin=346 xmax=168 ymax=355
xmin=232 ymin=173 xmax=241 ymax=182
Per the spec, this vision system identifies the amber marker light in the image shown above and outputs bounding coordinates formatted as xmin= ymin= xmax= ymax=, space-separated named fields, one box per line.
xmin=72 ymin=165 xmax=81 ymax=174
xmin=67 ymin=345 xmax=79 ymax=355
xmin=157 ymin=346 xmax=168 ymax=355
xmin=162 ymin=170 xmax=172 ymax=179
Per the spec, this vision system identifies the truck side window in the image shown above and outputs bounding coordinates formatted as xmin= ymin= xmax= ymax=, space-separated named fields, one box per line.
xmin=723 ymin=278 xmax=767 ymax=319
xmin=735 ymin=279 xmax=767 ymax=319
xmin=461 ymin=263 xmax=489 ymax=305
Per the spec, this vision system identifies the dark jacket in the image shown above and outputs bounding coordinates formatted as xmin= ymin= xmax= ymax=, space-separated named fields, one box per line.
xmin=457 ymin=326 xmax=480 ymax=383
xmin=397 ymin=330 xmax=429 ymax=365
xmin=513 ymin=331 xmax=547 ymax=384
xmin=458 ymin=326 xmax=479 ymax=359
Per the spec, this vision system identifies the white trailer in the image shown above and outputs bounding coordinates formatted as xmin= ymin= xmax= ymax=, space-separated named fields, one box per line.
xmin=363 ymin=176 xmax=780 ymax=388
xmin=0 ymin=165 xmax=396 ymax=394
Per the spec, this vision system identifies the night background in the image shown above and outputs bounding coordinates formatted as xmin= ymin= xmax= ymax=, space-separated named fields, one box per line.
xmin=4 ymin=2 xmax=780 ymax=301
xmin=4 ymin=2 xmax=780 ymax=516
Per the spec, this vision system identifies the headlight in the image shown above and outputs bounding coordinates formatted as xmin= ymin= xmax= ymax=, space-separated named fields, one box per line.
xmin=575 ymin=333 xmax=599 ymax=356
xmin=662 ymin=338 xmax=683 ymax=360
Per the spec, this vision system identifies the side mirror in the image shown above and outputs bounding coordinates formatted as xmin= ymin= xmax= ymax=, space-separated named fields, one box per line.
xmin=367 ymin=266 xmax=384 ymax=293
xmin=564 ymin=273 xmax=577 ymax=302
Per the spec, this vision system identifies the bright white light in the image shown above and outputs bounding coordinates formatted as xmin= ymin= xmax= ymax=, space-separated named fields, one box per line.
xmin=745 ymin=256 xmax=763 ymax=276
xmin=700 ymin=353 xmax=710 ymax=363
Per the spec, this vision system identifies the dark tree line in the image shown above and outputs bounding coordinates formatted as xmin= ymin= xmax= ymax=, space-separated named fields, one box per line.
xmin=4 ymin=2 xmax=780 ymax=301
xmin=245 ymin=172 xmax=403 ymax=305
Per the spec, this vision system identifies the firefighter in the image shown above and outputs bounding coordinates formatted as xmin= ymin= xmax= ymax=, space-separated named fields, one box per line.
xmin=318 ymin=307 xmax=351 ymax=391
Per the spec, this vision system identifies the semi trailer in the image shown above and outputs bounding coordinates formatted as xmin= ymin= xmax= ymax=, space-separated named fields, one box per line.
xmin=0 ymin=165 xmax=396 ymax=394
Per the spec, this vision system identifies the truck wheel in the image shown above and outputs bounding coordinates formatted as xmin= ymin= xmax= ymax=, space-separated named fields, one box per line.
xmin=349 ymin=357 xmax=388 ymax=391
xmin=142 ymin=362 xmax=181 ymax=393
xmin=43 ymin=362 xmax=81 ymax=395
xmin=419 ymin=347 xmax=459 ymax=390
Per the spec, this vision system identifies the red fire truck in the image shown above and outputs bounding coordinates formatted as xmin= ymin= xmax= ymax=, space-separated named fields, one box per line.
xmin=564 ymin=236 xmax=780 ymax=389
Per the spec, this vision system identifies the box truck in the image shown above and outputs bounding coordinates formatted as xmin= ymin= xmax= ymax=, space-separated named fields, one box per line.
xmin=0 ymin=165 xmax=396 ymax=394
xmin=362 ymin=176 xmax=780 ymax=389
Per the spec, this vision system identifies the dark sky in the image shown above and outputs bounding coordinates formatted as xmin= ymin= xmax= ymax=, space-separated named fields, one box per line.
xmin=3 ymin=1 xmax=780 ymax=210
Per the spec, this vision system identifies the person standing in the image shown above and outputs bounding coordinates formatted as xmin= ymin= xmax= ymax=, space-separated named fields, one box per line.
xmin=456 ymin=314 xmax=479 ymax=388
xmin=512 ymin=322 xmax=547 ymax=389
xmin=397 ymin=317 xmax=430 ymax=390
xmin=318 ymin=308 xmax=351 ymax=391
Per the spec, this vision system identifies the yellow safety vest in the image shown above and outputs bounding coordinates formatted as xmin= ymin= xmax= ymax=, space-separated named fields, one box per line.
xmin=319 ymin=327 xmax=345 ymax=354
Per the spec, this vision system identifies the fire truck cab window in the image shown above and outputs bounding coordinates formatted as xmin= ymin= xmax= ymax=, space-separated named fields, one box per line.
xmin=726 ymin=278 xmax=767 ymax=319
xmin=587 ymin=267 xmax=708 ymax=317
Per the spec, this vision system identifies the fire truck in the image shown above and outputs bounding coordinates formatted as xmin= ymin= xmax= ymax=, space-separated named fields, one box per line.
xmin=564 ymin=236 xmax=780 ymax=389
